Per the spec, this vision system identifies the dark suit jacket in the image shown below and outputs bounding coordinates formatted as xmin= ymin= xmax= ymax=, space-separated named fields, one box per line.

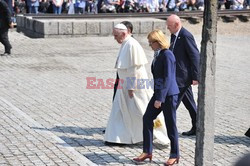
xmin=3 ymin=0 xmax=13 ymax=14
xmin=0 ymin=0 xmax=12 ymax=30
xmin=151 ymin=49 xmax=179 ymax=103
xmin=171 ymin=27 xmax=200 ymax=87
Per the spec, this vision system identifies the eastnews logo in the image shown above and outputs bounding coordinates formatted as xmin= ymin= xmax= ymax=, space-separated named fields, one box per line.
xmin=86 ymin=77 xmax=165 ymax=89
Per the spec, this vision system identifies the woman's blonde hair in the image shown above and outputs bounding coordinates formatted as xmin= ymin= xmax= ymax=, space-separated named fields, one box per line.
xmin=147 ymin=29 xmax=170 ymax=49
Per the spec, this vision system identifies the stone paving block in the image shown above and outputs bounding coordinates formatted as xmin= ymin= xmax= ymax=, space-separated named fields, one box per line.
xmin=153 ymin=20 xmax=166 ymax=32
xmin=16 ymin=15 xmax=25 ymax=28
xmin=25 ymin=17 xmax=34 ymax=31
xmin=73 ymin=21 xmax=87 ymax=35
xmin=43 ymin=20 xmax=59 ymax=35
xmin=130 ymin=20 xmax=140 ymax=34
xmin=86 ymin=21 xmax=100 ymax=35
xmin=16 ymin=16 xmax=170 ymax=38
xmin=100 ymin=21 xmax=113 ymax=36
xmin=34 ymin=20 xmax=45 ymax=34
xmin=140 ymin=20 xmax=153 ymax=34
xmin=59 ymin=21 xmax=73 ymax=35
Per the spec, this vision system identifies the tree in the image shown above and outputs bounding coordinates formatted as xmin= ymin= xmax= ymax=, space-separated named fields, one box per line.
xmin=195 ymin=1 xmax=218 ymax=165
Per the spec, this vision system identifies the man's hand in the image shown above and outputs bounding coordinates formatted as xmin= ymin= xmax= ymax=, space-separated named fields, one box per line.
xmin=128 ymin=90 xmax=134 ymax=98
xmin=192 ymin=80 xmax=198 ymax=85
xmin=154 ymin=100 xmax=161 ymax=109
xmin=9 ymin=22 xmax=14 ymax=28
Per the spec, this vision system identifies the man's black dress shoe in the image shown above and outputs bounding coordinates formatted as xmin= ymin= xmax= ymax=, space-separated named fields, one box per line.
xmin=245 ymin=128 xmax=250 ymax=137
xmin=104 ymin=141 xmax=126 ymax=146
xmin=1 ymin=52 xmax=11 ymax=56
xmin=182 ymin=128 xmax=196 ymax=136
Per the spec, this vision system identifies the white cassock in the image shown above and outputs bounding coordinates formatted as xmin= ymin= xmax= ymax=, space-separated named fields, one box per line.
xmin=104 ymin=35 xmax=169 ymax=145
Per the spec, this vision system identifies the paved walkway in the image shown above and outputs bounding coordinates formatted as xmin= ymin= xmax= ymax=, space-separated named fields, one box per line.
xmin=0 ymin=29 xmax=249 ymax=166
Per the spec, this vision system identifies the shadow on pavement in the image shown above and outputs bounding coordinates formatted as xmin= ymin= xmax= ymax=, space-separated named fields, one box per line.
xmin=32 ymin=126 xmax=105 ymax=136
xmin=214 ymin=135 xmax=250 ymax=146
xmin=179 ymin=134 xmax=250 ymax=147
xmin=31 ymin=125 xmax=173 ymax=165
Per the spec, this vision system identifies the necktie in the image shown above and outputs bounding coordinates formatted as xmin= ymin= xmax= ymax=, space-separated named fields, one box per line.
xmin=170 ymin=34 xmax=176 ymax=51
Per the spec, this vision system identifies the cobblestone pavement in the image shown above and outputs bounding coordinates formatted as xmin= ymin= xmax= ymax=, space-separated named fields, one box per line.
xmin=0 ymin=28 xmax=249 ymax=166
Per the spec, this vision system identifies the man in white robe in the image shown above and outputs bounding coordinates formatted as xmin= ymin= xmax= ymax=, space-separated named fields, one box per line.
xmin=104 ymin=23 xmax=169 ymax=144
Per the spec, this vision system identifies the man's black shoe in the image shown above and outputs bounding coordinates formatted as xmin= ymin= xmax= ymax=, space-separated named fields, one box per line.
xmin=245 ymin=128 xmax=250 ymax=137
xmin=104 ymin=141 xmax=126 ymax=146
xmin=1 ymin=52 xmax=11 ymax=56
xmin=182 ymin=128 xmax=196 ymax=136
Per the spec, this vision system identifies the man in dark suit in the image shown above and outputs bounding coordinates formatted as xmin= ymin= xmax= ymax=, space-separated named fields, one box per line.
xmin=0 ymin=0 xmax=13 ymax=56
xmin=166 ymin=14 xmax=200 ymax=136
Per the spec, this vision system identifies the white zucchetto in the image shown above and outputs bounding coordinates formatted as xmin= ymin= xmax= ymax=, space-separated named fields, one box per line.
xmin=114 ymin=23 xmax=127 ymax=30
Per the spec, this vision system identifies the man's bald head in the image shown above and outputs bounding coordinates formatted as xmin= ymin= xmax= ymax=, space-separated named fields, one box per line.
xmin=166 ymin=14 xmax=182 ymax=34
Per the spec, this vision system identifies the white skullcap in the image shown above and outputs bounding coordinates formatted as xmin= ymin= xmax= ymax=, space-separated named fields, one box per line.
xmin=114 ymin=23 xmax=127 ymax=30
